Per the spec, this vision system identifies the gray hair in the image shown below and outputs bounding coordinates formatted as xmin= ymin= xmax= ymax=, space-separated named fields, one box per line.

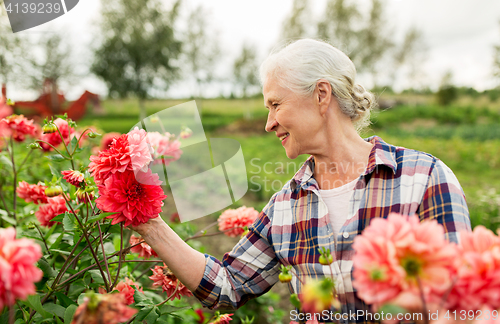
xmin=259 ymin=39 xmax=375 ymax=132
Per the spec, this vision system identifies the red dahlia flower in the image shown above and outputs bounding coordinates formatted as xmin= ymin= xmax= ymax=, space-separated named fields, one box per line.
xmin=100 ymin=132 xmax=121 ymax=150
xmin=130 ymin=235 xmax=158 ymax=259
xmin=0 ymin=227 xmax=43 ymax=309
xmin=0 ymin=114 xmax=37 ymax=142
xmin=89 ymin=128 xmax=153 ymax=185
xmin=218 ymin=206 xmax=259 ymax=237
xmin=17 ymin=181 xmax=48 ymax=204
xmin=95 ymin=169 xmax=166 ymax=227
xmin=115 ymin=278 xmax=143 ymax=305
xmin=61 ymin=170 xmax=85 ymax=187
xmin=35 ymin=196 xmax=68 ymax=227
xmin=149 ymin=264 xmax=192 ymax=300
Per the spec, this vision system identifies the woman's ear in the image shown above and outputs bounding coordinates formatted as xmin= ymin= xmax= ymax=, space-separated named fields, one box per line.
xmin=316 ymin=80 xmax=331 ymax=116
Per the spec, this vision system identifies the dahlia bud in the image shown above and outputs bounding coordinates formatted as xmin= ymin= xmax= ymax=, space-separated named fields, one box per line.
xmin=28 ymin=142 xmax=42 ymax=150
xmin=45 ymin=185 xmax=63 ymax=197
xmin=180 ymin=127 xmax=193 ymax=139
xmin=87 ymin=131 xmax=101 ymax=139
xmin=318 ymin=247 xmax=334 ymax=265
xmin=299 ymin=278 xmax=337 ymax=313
xmin=6 ymin=98 xmax=15 ymax=106
xmin=76 ymin=187 xmax=94 ymax=204
xmin=279 ymin=265 xmax=293 ymax=283
xmin=42 ymin=123 xmax=57 ymax=134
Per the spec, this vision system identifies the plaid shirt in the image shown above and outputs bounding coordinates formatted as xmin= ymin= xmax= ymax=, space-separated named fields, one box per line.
xmin=193 ymin=136 xmax=471 ymax=323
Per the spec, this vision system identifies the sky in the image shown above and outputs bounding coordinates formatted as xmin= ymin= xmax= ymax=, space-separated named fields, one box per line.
xmin=3 ymin=0 xmax=500 ymax=99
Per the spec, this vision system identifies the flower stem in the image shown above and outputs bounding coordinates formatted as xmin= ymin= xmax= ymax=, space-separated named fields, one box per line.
xmin=62 ymin=193 xmax=109 ymax=291
xmin=33 ymin=223 xmax=52 ymax=258
xmin=55 ymin=122 xmax=75 ymax=169
xmin=97 ymin=220 xmax=112 ymax=291
xmin=416 ymin=275 xmax=429 ymax=324
xmin=34 ymin=140 xmax=70 ymax=159
xmin=184 ymin=226 xmax=246 ymax=242
xmin=110 ymin=223 xmax=124 ymax=290
xmin=71 ymin=128 xmax=91 ymax=155
xmin=8 ymin=136 xmax=17 ymax=222
xmin=0 ymin=185 xmax=12 ymax=219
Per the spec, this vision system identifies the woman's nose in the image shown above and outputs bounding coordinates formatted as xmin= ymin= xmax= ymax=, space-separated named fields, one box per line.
xmin=265 ymin=111 xmax=278 ymax=132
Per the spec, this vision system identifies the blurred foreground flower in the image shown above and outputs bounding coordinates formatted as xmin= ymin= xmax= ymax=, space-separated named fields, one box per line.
xmin=446 ymin=225 xmax=500 ymax=311
xmin=299 ymin=278 xmax=339 ymax=314
xmin=0 ymin=227 xmax=43 ymax=310
xmin=352 ymin=213 xmax=458 ymax=306
xmin=71 ymin=291 xmax=137 ymax=324
xmin=218 ymin=206 xmax=259 ymax=237
xmin=209 ymin=311 xmax=233 ymax=324
xmin=130 ymin=234 xmax=158 ymax=259
xmin=149 ymin=264 xmax=193 ymax=300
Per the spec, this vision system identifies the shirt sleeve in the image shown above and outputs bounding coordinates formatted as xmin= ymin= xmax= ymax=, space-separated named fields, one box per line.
xmin=192 ymin=208 xmax=281 ymax=310
xmin=417 ymin=159 xmax=472 ymax=244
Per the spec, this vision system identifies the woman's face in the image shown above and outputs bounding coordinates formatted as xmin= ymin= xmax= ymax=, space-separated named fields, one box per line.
xmin=263 ymin=76 xmax=324 ymax=159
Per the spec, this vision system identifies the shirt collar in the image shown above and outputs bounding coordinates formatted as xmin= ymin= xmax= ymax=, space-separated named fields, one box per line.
xmin=290 ymin=135 xmax=397 ymax=191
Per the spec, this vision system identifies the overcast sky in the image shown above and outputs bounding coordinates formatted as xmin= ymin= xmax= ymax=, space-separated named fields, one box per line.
xmin=5 ymin=0 xmax=500 ymax=99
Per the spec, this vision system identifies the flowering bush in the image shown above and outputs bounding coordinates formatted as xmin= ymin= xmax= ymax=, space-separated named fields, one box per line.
xmin=0 ymin=113 xmax=244 ymax=324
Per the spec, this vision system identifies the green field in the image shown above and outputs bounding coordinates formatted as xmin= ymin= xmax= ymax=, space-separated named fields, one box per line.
xmin=79 ymin=96 xmax=500 ymax=230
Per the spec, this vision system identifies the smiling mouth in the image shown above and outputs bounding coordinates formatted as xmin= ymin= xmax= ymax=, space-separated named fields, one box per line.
xmin=280 ymin=133 xmax=290 ymax=141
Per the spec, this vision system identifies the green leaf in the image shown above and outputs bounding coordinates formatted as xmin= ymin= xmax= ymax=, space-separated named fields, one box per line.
xmin=47 ymin=154 xmax=67 ymax=162
xmin=63 ymin=213 xmax=77 ymax=232
xmin=49 ymin=164 xmax=60 ymax=178
xmin=135 ymin=306 xmax=157 ymax=321
xmin=50 ymin=232 xmax=64 ymax=250
xmin=51 ymin=214 xmax=66 ymax=223
xmin=143 ymin=307 xmax=160 ymax=324
xmin=1 ymin=214 xmax=16 ymax=225
xmin=159 ymin=305 xmax=191 ymax=315
xmin=55 ymin=292 xmax=77 ymax=308
xmin=68 ymin=136 xmax=78 ymax=152
xmin=0 ymin=154 xmax=13 ymax=168
xmin=27 ymin=294 xmax=52 ymax=318
xmin=378 ymin=303 xmax=409 ymax=316
xmin=86 ymin=212 xmax=117 ymax=224
xmin=44 ymin=223 xmax=58 ymax=241
xmin=51 ymin=249 xmax=71 ymax=255
xmin=64 ymin=304 xmax=77 ymax=324
xmin=38 ymin=258 xmax=56 ymax=278
xmin=88 ymin=270 xmax=105 ymax=284
xmin=134 ymin=287 xmax=154 ymax=306
xmin=43 ymin=302 xmax=66 ymax=318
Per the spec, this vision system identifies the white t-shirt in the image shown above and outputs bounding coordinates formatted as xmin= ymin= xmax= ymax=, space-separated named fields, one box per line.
xmin=319 ymin=178 xmax=358 ymax=238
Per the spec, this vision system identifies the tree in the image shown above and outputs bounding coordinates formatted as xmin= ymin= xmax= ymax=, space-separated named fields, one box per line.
xmin=233 ymin=43 xmax=259 ymax=99
xmin=390 ymin=26 xmax=427 ymax=89
xmin=494 ymin=21 xmax=500 ymax=85
xmin=316 ymin=0 xmax=361 ymax=58
xmin=182 ymin=5 xmax=221 ymax=100
xmin=280 ymin=0 xmax=312 ymax=40
xmin=91 ymin=0 xmax=182 ymax=120
xmin=357 ymin=0 xmax=393 ymax=87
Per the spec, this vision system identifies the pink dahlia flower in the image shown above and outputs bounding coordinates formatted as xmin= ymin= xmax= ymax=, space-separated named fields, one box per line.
xmin=95 ymin=169 xmax=166 ymax=227
xmin=0 ymin=227 xmax=43 ymax=309
xmin=218 ymin=206 xmax=259 ymax=237
xmin=352 ymin=213 xmax=458 ymax=306
xmin=446 ymin=226 xmax=500 ymax=311
xmin=114 ymin=278 xmax=143 ymax=305
xmin=100 ymin=132 xmax=121 ymax=150
xmin=145 ymin=131 xmax=182 ymax=166
xmin=89 ymin=128 xmax=153 ymax=185
xmin=35 ymin=196 xmax=68 ymax=227
xmin=149 ymin=264 xmax=192 ymax=300
xmin=0 ymin=114 xmax=37 ymax=142
xmin=71 ymin=292 xmax=137 ymax=324
xmin=61 ymin=170 xmax=85 ymax=187
xmin=129 ymin=235 xmax=158 ymax=259
xmin=17 ymin=181 xmax=48 ymax=204
xmin=40 ymin=118 xmax=75 ymax=151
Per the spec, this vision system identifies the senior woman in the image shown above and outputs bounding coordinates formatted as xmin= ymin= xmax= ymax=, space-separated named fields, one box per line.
xmin=132 ymin=39 xmax=471 ymax=323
